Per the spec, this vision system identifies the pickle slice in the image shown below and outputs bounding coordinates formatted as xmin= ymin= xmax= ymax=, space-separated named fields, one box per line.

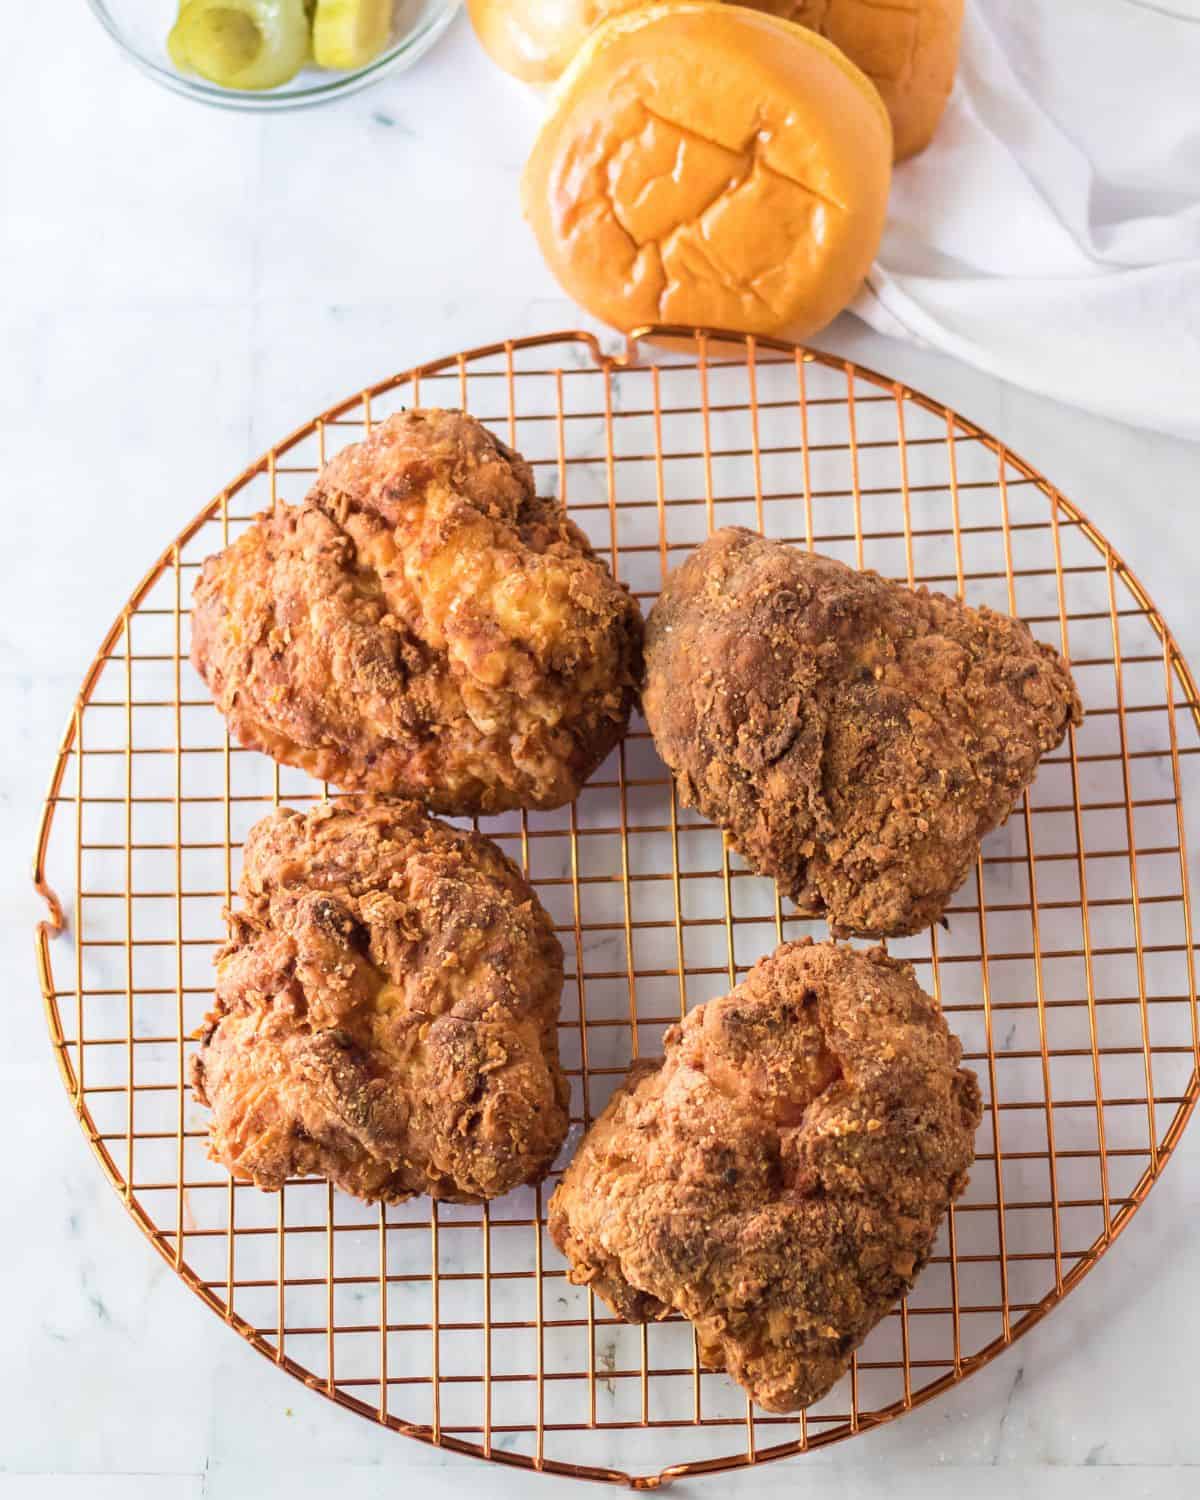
xmin=168 ymin=0 xmax=311 ymax=91
xmin=166 ymin=6 xmax=194 ymax=71
xmin=312 ymin=0 xmax=395 ymax=71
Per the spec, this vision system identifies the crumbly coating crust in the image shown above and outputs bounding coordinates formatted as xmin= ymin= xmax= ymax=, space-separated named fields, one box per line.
xmin=191 ymin=409 xmax=643 ymax=814
xmin=191 ymin=798 xmax=569 ymax=1203
xmin=643 ymin=528 xmax=1081 ymax=936
xmin=549 ymin=939 xmax=982 ymax=1411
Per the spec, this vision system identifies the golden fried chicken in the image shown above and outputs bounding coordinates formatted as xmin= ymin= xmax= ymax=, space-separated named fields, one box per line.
xmin=643 ymin=528 xmax=1081 ymax=936
xmin=549 ymin=940 xmax=981 ymax=1412
xmin=191 ymin=798 xmax=569 ymax=1203
xmin=191 ymin=409 xmax=643 ymax=814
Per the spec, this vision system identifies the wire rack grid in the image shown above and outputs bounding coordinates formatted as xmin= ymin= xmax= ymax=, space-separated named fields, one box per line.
xmin=32 ymin=329 xmax=1200 ymax=1487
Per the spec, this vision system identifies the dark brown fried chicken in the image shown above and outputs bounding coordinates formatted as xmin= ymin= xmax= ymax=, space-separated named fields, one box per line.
xmin=191 ymin=798 xmax=569 ymax=1203
xmin=643 ymin=528 xmax=1081 ymax=936
xmin=191 ymin=409 xmax=643 ymax=814
xmin=549 ymin=940 xmax=981 ymax=1412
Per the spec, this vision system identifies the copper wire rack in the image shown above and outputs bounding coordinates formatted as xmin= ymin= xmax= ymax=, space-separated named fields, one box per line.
xmin=33 ymin=329 xmax=1200 ymax=1487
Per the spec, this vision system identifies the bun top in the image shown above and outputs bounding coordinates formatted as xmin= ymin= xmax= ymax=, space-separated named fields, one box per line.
xmin=521 ymin=1 xmax=892 ymax=340
xmin=748 ymin=0 xmax=963 ymax=160
xmin=467 ymin=0 xmax=648 ymax=84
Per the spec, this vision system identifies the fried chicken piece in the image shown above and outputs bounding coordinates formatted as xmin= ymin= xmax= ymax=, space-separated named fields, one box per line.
xmin=191 ymin=798 xmax=569 ymax=1203
xmin=190 ymin=409 xmax=643 ymax=814
xmin=549 ymin=940 xmax=981 ymax=1412
xmin=643 ymin=528 xmax=1081 ymax=936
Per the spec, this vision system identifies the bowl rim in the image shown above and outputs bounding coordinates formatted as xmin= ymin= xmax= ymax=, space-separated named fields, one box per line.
xmin=86 ymin=0 xmax=462 ymax=111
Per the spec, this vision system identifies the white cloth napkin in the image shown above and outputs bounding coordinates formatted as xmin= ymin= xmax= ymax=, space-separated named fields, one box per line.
xmin=852 ymin=0 xmax=1200 ymax=439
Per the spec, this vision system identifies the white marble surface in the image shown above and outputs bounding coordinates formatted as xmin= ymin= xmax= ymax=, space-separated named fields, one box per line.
xmin=3 ymin=6 xmax=1200 ymax=1497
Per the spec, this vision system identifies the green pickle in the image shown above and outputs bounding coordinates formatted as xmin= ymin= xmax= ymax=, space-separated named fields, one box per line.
xmin=168 ymin=0 xmax=311 ymax=91
xmin=312 ymin=0 xmax=395 ymax=70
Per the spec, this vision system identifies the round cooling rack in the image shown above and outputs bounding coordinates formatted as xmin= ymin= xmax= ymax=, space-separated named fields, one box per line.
xmin=33 ymin=329 xmax=1200 ymax=1487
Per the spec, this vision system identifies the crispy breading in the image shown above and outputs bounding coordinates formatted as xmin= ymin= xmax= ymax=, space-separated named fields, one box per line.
xmin=190 ymin=409 xmax=643 ymax=814
xmin=643 ymin=528 xmax=1081 ymax=936
xmin=191 ymin=798 xmax=569 ymax=1203
xmin=549 ymin=940 xmax=981 ymax=1411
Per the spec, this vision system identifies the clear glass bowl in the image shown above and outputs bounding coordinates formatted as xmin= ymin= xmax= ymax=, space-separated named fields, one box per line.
xmin=88 ymin=0 xmax=461 ymax=111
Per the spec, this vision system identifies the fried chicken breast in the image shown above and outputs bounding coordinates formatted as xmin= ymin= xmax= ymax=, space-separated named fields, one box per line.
xmin=643 ymin=528 xmax=1081 ymax=936
xmin=191 ymin=798 xmax=569 ymax=1203
xmin=191 ymin=409 xmax=643 ymax=814
xmin=549 ymin=940 xmax=981 ymax=1412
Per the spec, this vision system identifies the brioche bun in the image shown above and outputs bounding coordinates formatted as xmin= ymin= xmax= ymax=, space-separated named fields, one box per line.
xmin=748 ymin=0 xmax=962 ymax=160
xmin=467 ymin=0 xmax=648 ymax=84
xmin=521 ymin=1 xmax=892 ymax=340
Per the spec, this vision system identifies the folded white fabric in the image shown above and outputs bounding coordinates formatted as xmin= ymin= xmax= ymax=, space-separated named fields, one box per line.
xmin=852 ymin=0 xmax=1200 ymax=439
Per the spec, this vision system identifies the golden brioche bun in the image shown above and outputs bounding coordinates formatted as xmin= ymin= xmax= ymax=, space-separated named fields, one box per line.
xmin=467 ymin=0 xmax=650 ymax=84
xmin=746 ymin=0 xmax=963 ymax=160
xmin=521 ymin=2 xmax=892 ymax=341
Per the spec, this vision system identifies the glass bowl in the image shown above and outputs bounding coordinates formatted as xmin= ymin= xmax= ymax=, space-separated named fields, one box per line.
xmin=88 ymin=0 xmax=461 ymax=111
